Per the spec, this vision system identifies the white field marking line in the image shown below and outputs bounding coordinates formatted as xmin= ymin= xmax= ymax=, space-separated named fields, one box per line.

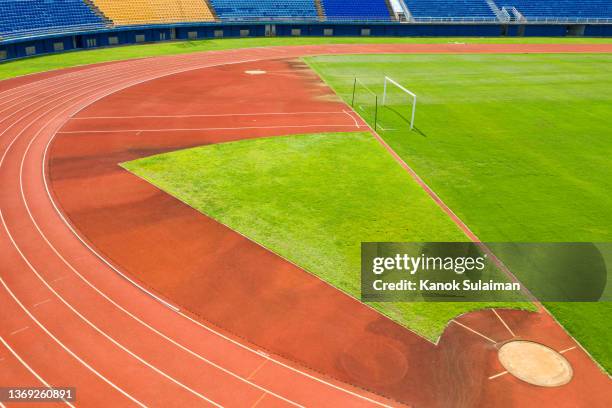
xmin=0 ymin=70 xmax=147 ymax=169
xmin=0 ymin=210 xmax=221 ymax=408
xmin=247 ymin=359 xmax=268 ymax=380
xmin=32 ymin=299 xmax=52 ymax=308
xmin=0 ymin=56 xmax=164 ymax=107
xmin=250 ymin=393 xmax=267 ymax=408
xmin=19 ymin=110 xmax=303 ymax=407
xmin=0 ymin=58 xmax=163 ymax=153
xmin=0 ymin=70 xmax=117 ymax=118
xmin=0 ymin=336 xmax=75 ymax=407
xmin=58 ymin=124 xmax=359 ymax=134
xmin=377 ymin=123 xmax=397 ymax=132
xmin=0 ymin=60 xmax=146 ymax=124
xmin=342 ymin=110 xmax=360 ymax=128
xmin=559 ymin=346 xmax=577 ymax=354
xmin=488 ymin=371 xmax=508 ymax=380
xmin=492 ymin=309 xmax=516 ymax=338
xmin=9 ymin=326 xmax=29 ymax=336
xmin=0 ymin=277 xmax=145 ymax=407
xmin=72 ymin=111 xmax=347 ymax=120
xmin=451 ymin=320 xmax=497 ymax=344
xmin=38 ymin=55 xmax=397 ymax=408
xmin=0 ymin=72 xmax=118 ymax=139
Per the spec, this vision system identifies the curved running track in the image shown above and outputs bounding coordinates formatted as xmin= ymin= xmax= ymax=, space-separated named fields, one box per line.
xmin=1 ymin=44 xmax=611 ymax=408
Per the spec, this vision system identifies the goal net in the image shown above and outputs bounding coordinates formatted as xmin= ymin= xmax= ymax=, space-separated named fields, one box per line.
xmin=350 ymin=77 xmax=379 ymax=130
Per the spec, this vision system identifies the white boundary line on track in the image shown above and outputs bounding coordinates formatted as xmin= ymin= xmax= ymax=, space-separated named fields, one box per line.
xmin=488 ymin=371 xmax=508 ymax=380
xmin=451 ymin=321 xmax=497 ymax=344
xmin=0 ymin=336 xmax=75 ymax=407
xmin=17 ymin=104 xmax=304 ymax=408
xmin=71 ymin=111 xmax=348 ymax=120
xmin=559 ymin=346 xmax=577 ymax=354
xmin=492 ymin=309 xmax=516 ymax=338
xmin=0 ymin=275 xmax=146 ymax=408
xmin=57 ymin=123 xmax=360 ymax=134
xmin=36 ymin=56 xmax=396 ymax=408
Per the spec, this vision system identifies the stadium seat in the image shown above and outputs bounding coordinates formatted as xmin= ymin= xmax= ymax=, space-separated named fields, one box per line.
xmin=321 ymin=0 xmax=393 ymax=21
xmin=496 ymin=0 xmax=612 ymax=21
xmin=91 ymin=0 xmax=216 ymax=25
xmin=403 ymin=0 xmax=497 ymax=20
xmin=208 ymin=0 xmax=318 ymax=21
xmin=0 ymin=0 xmax=108 ymax=39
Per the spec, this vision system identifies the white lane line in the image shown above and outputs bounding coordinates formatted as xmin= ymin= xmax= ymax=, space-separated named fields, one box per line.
xmin=20 ymin=116 xmax=304 ymax=408
xmin=0 ymin=276 xmax=146 ymax=407
xmin=38 ymin=54 xmax=396 ymax=408
xmin=451 ymin=320 xmax=497 ymax=344
xmin=57 ymin=124 xmax=361 ymax=134
xmin=247 ymin=360 xmax=268 ymax=380
xmin=342 ymin=110 xmax=360 ymax=128
xmin=488 ymin=371 xmax=508 ymax=380
xmin=492 ymin=309 xmax=516 ymax=338
xmin=72 ymin=111 xmax=347 ymax=120
xmin=0 ymin=336 xmax=75 ymax=407
xmin=250 ymin=393 xmax=267 ymax=408
xmin=32 ymin=299 xmax=52 ymax=308
xmin=559 ymin=346 xmax=577 ymax=354
xmin=9 ymin=326 xmax=29 ymax=336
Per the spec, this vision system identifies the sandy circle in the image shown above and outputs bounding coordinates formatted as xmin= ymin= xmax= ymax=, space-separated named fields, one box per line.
xmin=498 ymin=341 xmax=573 ymax=387
xmin=244 ymin=70 xmax=267 ymax=75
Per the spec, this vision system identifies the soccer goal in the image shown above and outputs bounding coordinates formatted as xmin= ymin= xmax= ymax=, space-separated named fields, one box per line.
xmin=382 ymin=76 xmax=417 ymax=130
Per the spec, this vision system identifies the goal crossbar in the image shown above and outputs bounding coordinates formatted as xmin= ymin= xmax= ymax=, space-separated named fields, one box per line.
xmin=382 ymin=76 xmax=417 ymax=130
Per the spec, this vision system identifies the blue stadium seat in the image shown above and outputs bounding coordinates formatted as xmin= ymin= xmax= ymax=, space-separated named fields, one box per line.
xmin=209 ymin=0 xmax=318 ymax=21
xmin=404 ymin=0 xmax=497 ymax=20
xmin=0 ymin=0 xmax=108 ymax=39
xmin=321 ymin=0 xmax=392 ymax=21
xmin=497 ymin=0 xmax=612 ymax=20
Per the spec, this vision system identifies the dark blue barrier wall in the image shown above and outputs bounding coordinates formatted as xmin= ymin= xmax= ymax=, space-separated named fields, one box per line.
xmin=0 ymin=22 xmax=610 ymax=62
xmin=585 ymin=24 xmax=612 ymax=36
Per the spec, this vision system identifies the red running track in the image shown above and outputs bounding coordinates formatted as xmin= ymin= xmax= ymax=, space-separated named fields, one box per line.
xmin=1 ymin=44 xmax=611 ymax=408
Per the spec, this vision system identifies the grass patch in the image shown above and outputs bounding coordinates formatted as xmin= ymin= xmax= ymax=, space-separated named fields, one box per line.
xmin=1 ymin=36 xmax=611 ymax=81
xmin=305 ymin=53 xmax=612 ymax=372
xmin=123 ymin=132 xmax=530 ymax=340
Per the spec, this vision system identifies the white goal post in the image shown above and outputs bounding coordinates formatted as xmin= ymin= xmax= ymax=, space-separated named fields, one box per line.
xmin=382 ymin=76 xmax=417 ymax=130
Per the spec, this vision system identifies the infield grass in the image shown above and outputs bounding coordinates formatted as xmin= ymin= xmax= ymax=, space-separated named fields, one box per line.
xmin=123 ymin=132 xmax=530 ymax=340
xmin=1 ymin=36 xmax=611 ymax=80
xmin=305 ymin=53 xmax=612 ymax=372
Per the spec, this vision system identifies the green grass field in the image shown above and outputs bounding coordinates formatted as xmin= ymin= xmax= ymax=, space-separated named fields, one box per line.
xmin=1 ymin=36 xmax=611 ymax=80
xmin=123 ymin=132 xmax=531 ymax=340
xmin=305 ymin=53 xmax=612 ymax=372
